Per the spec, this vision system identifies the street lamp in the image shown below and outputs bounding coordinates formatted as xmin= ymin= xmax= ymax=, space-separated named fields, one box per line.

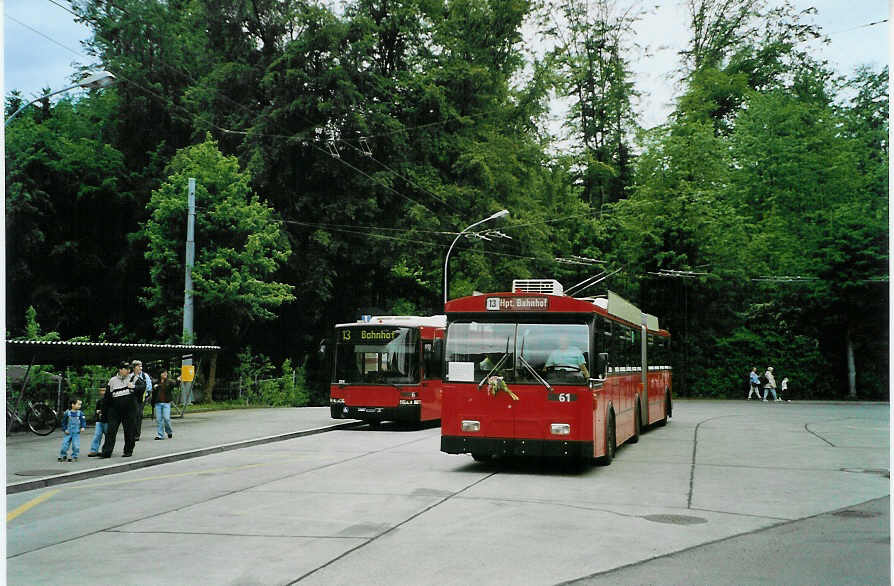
xmin=443 ymin=209 xmax=509 ymax=305
xmin=5 ymin=70 xmax=117 ymax=125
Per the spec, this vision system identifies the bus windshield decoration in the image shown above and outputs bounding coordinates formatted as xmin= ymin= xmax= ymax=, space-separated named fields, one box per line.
xmin=441 ymin=282 xmax=672 ymax=465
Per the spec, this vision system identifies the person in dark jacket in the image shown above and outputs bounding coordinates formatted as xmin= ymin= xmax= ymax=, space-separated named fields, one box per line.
xmin=152 ymin=370 xmax=178 ymax=439
xmin=100 ymin=361 xmax=139 ymax=458
xmin=87 ymin=386 xmax=108 ymax=457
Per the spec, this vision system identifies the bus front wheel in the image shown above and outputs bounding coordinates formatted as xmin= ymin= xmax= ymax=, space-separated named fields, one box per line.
xmin=596 ymin=410 xmax=616 ymax=466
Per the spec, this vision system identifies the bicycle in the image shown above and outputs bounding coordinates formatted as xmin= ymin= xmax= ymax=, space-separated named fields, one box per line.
xmin=6 ymin=390 xmax=58 ymax=436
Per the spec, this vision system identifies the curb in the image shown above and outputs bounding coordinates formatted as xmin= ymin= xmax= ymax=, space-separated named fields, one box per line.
xmin=7 ymin=420 xmax=363 ymax=495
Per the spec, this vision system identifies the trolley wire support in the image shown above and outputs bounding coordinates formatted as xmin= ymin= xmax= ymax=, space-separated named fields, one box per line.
xmin=358 ymin=137 xmax=373 ymax=157
xmin=648 ymin=269 xmax=710 ymax=279
xmin=565 ymin=266 xmax=623 ymax=297
xmin=326 ymin=139 xmax=340 ymax=159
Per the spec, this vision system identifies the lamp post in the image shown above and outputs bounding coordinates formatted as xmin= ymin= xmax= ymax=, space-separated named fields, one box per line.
xmin=5 ymin=70 xmax=117 ymax=125
xmin=443 ymin=209 xmax=509 ymax=305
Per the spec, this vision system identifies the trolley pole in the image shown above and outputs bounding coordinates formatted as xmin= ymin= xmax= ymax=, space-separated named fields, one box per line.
xmin=181 ymin=178 xmax=196 ymax=409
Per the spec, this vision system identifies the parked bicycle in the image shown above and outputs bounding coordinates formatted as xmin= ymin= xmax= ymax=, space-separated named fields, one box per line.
xmin=6 ymin=389 xmax=57 ymax=436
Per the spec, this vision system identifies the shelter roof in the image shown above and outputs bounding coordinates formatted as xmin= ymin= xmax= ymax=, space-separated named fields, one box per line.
xmin=5 ymin=340 xmax=220 ymax=366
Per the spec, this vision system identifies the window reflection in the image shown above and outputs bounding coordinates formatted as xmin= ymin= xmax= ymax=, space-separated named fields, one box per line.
xmin=445 ymin=322 xmax=590 ymax=384
xmin=518 ymin=324 xmax=589 ymax=383
xmin=445 ymin=322 xmax=516 ymax=382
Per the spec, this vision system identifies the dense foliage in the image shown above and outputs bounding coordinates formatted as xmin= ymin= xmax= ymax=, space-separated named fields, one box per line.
xmin=6 ymin=0 xmax=887 ymax=402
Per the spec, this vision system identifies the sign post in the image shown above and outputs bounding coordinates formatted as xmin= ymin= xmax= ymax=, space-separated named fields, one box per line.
xmin=179 ymin=178 xmax=196 ymax=415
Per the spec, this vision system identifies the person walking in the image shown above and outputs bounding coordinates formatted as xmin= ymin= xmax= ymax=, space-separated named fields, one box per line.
xmin=152 ymin=370 xmax=178 ymax=440
xmin=748 ymin=367 xmax=762 ymax=399
xmin=58 ymin=398 xmax=87 ymax=462
xmin=100 ymin=361 xmax=139 ymax=458
xmin=762 ymin=366 xmax=778 ymax=402
xmin=779 ymin=376 xmax=789 ymax=402
xmin=131 ymin=360 xmax=152 ymax=441
xmin=87 ymin=386 xmax=108 ymax=457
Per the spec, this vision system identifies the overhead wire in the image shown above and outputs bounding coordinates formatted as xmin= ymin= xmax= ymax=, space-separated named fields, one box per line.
xmin=283 ymin=220 xmax=550 ymax=262
xmin=22 ymin=0 xmax=622 ymax=268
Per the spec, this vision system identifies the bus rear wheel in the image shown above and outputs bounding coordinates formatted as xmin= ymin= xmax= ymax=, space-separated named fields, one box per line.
xmin=596 ymin=411 xmax=616 ymax=466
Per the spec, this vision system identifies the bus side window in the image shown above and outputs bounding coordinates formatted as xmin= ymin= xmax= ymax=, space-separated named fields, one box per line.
xmin=595 ymin=318 xmax=610 ymax=376
xmin=424 ymin=339 xmax=443 ymax=379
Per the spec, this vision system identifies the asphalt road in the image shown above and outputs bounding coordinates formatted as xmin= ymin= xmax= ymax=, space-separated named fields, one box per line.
xmin=6 ymin=400 xmax=890 ymax=585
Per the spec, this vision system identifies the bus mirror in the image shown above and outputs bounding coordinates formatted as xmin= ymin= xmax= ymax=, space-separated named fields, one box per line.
xmin=597 ymin=352 xmax=609 ymax=378
xmin=319 ymin=339 xmax=328 ymax=355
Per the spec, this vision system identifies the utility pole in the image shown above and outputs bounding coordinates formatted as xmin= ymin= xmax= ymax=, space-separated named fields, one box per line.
xmin=181 ymin=178 xmax=196 ymax=409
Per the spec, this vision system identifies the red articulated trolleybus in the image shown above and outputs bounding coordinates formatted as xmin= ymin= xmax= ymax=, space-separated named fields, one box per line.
xmin=440 ymin=279 xmax=672 ymax=464
xmin=330 ymin=315 xmax=446 ymax=425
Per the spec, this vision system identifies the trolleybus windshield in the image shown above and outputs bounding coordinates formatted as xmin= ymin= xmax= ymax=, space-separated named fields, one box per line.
xmin=334 ymin=326 xmax=420 ymax=384
xmin=445 ymin=322 xmax=589 ymax=385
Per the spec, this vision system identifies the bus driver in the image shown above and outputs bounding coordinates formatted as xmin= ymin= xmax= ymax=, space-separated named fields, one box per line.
xmin=544 ymin=336 xmax=590 ymax=378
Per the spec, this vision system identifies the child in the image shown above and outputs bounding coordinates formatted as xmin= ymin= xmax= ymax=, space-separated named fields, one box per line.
xmin=87 ymin=386 xmax=108 ymax=457
xmin=59 ymin=398 xmax=87 ymax=462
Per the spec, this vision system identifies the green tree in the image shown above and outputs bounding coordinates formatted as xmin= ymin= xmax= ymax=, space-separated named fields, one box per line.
xmin=537 ymin=0 xmax=641 ymax=207
xmin=5 ymin=91 xmax=131 ymax=336
xmin=142 ymin=136 xmax=294 ymax=350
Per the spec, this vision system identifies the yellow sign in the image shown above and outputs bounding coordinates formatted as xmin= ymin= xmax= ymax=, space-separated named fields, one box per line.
xmin=181 ymin=365 xmax=195 ymax=382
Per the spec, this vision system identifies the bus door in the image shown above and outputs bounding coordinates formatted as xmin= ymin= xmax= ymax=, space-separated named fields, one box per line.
xmin=420 ymin=337 xmax=443 ymax=421
xmin=640 ymin=322 xmax=649 ymax=424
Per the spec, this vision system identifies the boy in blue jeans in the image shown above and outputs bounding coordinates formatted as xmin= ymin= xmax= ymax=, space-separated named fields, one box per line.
xmin=59 ymin=398 xmax=87 ymax=462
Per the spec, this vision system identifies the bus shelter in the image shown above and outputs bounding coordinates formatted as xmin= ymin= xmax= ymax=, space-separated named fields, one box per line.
xmin=6 ymin=340 xmax=221 ymax=416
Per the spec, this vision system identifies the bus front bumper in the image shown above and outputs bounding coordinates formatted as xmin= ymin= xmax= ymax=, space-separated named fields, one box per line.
xmin=441 ymin=435 xmax=593 ymax=459
xmin=331 ymin=403 xmax=421 ymax=423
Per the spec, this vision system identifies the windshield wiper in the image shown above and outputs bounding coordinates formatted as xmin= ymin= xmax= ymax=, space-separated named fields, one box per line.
xmin=518 ymin=354 xmax=552 ymax=391
xmin=518 ymin=335 xmax=552 ymax=391
xmin=477 ymin=336 xmax=511 ymax=389
xmin=477 ymin=352 xmax=510 ymax=389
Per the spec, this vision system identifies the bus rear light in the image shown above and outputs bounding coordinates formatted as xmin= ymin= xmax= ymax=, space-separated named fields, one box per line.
xmin=399 ymin=399 xmax=421 ymax=405
xmin=462 ymin=420 xmax=480 ymax=432
xmin=330 ymin=398 xmax=345 ymax=404
xmin=550 ymin=423 xmax=571 ymax=435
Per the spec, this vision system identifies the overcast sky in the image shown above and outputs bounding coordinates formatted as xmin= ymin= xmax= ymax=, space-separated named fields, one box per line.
xmin=3 ymin=0 xmax=889 ymax=129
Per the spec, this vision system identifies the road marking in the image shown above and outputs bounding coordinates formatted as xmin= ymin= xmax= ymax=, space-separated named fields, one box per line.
xmin=7 ymin=489 xmax=60 ymax=522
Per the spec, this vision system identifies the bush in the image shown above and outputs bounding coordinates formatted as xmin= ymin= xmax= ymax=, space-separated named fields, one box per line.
xmin=234 ymin=349 xmax=309 ymax=407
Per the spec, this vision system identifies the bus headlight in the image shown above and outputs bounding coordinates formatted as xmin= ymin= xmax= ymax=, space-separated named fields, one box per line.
xmin=462 ymin=420 xmax=480 ymax=432
xmin=550 ymin=423 xmax=570 ymax=435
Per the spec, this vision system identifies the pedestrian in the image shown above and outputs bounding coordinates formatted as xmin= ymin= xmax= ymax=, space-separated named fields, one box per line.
xmin=87 ymin=386 xmax=108 ymax=457
xmin=780 ymin=376 xmax=789 ymax=402
xmin=58 ymin=398 xmax=87 ymax=462
xmin=100 ymin=361 xmax=139 ymax=458
xmin=762 ymin=366 xmax=778 ymax=402
xmin=131 ymin=360 xmax=152 ymax=441
xmin=152 ymin=370 xmax=178 ymax=440
xmin=748 ymin=366 xmax=762 ymax=399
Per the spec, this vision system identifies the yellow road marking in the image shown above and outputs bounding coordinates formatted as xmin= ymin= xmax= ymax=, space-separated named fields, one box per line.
xmin=7 ymin=489 xmax=60 ymax=522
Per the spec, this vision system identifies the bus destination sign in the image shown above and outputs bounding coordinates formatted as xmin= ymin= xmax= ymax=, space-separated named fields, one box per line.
xmin=340 ymin=328 xmax=401 ymax=344
xmin=485 ymin=297 xmax=549 ymax=311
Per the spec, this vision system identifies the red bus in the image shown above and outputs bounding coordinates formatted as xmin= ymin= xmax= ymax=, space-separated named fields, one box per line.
xmin=330 ymin=315 xmax=446 ymax=425
xmin=440 ymin=280 xmax=671 ymax=464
